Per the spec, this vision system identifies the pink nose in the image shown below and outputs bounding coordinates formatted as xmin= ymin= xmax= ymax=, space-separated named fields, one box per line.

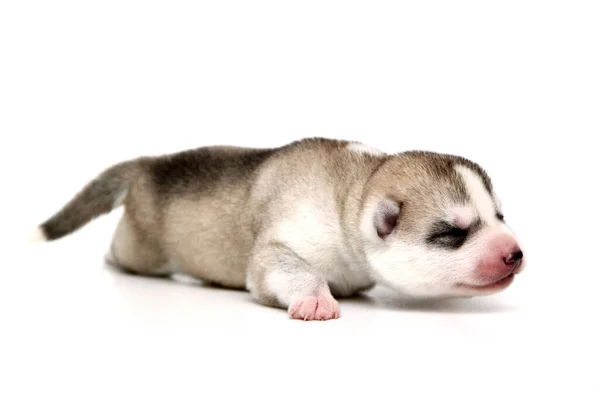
xmin=476 ymin=238 xmax=524 ymax=282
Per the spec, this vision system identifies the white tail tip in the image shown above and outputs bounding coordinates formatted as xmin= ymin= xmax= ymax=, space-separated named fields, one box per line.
xmin=28 ymin=227 xmax=47 ymax=243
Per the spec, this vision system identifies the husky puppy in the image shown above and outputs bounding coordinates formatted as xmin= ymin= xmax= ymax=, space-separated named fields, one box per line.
xmin=32 ymin=138 xmax=525 ymax=320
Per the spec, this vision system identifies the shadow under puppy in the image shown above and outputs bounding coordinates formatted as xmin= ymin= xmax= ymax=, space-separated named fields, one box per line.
xmin=31 ymin=138 xmax=525 ymax=321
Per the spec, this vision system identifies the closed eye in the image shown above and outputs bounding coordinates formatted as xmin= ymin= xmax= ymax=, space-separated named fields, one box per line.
xmin=426 ymin=222 xmax=469 ymax=249
xmin=433 ymin=226 xmax=469 ymax=242
xmin=440 ymin=227 xmax=468 ymax=238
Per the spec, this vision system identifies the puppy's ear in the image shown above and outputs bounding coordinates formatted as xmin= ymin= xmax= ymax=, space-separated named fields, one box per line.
xmin=374 ymin=200 xmax=402 ymax=239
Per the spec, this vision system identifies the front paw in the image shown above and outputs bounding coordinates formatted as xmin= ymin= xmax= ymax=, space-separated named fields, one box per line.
xmin=288 ymin=295 xmax=340 ymax=321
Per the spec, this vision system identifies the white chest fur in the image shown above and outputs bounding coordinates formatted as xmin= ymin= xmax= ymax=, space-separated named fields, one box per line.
xmin=273 ymin=199 xmax=373 ymax=296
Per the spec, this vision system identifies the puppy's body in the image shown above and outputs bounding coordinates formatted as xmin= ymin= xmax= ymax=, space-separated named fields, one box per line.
xmin=36 ymin=138 xmax=525 ymax=320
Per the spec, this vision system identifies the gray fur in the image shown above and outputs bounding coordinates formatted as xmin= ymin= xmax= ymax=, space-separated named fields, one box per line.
xmin=41 ymin=160 xmax=140 ymax=240
xmin=37 ymin=137 xmax=515 ymax=320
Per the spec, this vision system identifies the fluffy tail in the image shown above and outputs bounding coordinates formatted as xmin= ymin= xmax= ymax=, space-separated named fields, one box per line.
xmin=32 ymin=160 xmax=140 ymax=242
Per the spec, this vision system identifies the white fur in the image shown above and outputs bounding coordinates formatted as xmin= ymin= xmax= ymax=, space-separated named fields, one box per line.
xmin=273 ymin=198 xmax=372 ymax=292
xmin=456 ymin=164 xmax=521 ymax=253
xmin=273 ymin=199 xmax=341 ymax=268
xmin=361 ymin=198 xmax=498 ymax=296
xmin=347 ymin=142 xmax=385 ymax=156
xmin=28 ymin=227 xmax=47 ymax=243
xmin=359 ymin=165 xmax=519 ymax=297
xmin=360 ymin=198 xmax=471 ymax=297
xmin=455 ymin=165 xmax=497 ymax=225
xmin=446 ymin=205 xmax=476 ymax=228
xmin=265 ymin=268 xmax=323 ymax=306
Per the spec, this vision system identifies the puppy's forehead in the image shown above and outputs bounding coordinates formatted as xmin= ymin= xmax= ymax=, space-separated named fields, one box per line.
xmin=453 ymin=164 xmax=497 ymax=224
xmin=401 ymin=152 xmax=496 ymax=224
xmin=443 ymin=204 xmax=478 ymax=229
xmin=401 ymin=151 xmax=491 ymax=198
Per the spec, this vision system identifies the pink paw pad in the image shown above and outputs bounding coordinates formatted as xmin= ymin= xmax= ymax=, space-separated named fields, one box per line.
xmin=288 ymin=295 xmax=340 ymax=321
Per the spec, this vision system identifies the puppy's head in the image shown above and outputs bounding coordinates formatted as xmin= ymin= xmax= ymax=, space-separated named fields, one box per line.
xmin=360 ymin=151 xmax=524 ymax=298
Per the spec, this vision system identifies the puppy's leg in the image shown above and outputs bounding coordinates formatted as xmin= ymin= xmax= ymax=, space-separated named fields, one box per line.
xmin=106 ymin=212 xmax=172 ymax=277
xmin=247 ymin=242 xmax=340 ymax=321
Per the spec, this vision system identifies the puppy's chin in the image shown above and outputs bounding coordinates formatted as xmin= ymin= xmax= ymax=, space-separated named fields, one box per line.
xmin=454 ymin=273 xmax=516 ymax=296
xmin=386 ymin=275 xmax=517 ymax=299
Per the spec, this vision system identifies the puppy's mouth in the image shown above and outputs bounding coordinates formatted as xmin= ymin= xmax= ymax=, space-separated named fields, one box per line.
xmin=457 ymin=273 xmax=515 ymax=291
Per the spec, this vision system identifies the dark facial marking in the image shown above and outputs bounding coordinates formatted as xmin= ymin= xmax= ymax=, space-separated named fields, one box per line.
xmin=398 ymin=151 xmax=494 ymax=204
xmin=426 ymin=221 xmax=471 ymax=249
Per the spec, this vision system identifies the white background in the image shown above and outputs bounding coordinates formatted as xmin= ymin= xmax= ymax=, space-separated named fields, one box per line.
xmin=1 ymin=1 xmax=599 ymax=399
